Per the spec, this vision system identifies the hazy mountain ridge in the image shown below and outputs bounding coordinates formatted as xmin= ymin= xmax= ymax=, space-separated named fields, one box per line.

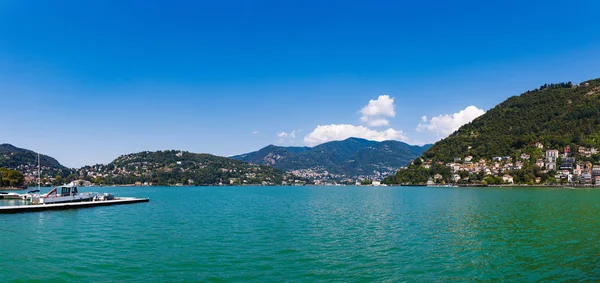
xmin=232 ymin=138 xmax=432 ymax=177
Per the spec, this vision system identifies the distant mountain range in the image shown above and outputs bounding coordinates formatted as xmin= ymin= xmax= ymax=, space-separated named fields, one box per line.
xmin=1 ymin=138 xmax=432 ymax=185
xmin=0 ymin=144 xmax=298 ymax=185
xmin=232 ymin=138 xmax=431 ymax=177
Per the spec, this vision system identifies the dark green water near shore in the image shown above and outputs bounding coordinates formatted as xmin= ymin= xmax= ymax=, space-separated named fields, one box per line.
xmin=1 ymin=186 xmax=600 ymax=282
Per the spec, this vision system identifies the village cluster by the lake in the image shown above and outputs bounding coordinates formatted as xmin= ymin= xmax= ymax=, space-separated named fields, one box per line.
xmin=420 ymin=143 xmax=600 ymax=186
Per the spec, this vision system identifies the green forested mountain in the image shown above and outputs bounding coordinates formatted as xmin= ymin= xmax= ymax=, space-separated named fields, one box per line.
xmin=232 ymin=138 xmax=431 ymax=177
xmin=422 ymin=79 xmax=600 ymax=162
xmin=386 ymin=78 xmax=600 ymax=185
xmin=80 ymin=150 xmax=294 ymax=186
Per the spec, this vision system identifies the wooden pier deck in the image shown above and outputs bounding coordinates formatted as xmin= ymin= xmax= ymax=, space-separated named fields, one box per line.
xmin=0 ymin=197 xmax=149 ymax=213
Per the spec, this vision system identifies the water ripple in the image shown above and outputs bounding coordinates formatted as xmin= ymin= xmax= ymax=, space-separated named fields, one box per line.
xmin=2 ymin=186 xmax=600 ymax=281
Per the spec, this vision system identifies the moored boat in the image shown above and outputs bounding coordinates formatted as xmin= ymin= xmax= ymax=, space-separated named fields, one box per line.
xmin=38 ymin=183 xmax=96 ymax=204
xmin=1 ymin=153 xmax=148 ymax=212
xmin=0 ymin=192 xmax=24 ymax=200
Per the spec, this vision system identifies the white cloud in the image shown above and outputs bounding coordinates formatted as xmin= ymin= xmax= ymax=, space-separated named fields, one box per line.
xmin=361 ymin=95 xmax=395 ymax=117
xmin=359 ymin=117 xmax=389 ymax=127
xmin=304 ymin=124 xmax=408 ymax=146
xmin=360 ymin=95 xmax=395 ymax=127
xmin=300 ymin=95 xmax=410 ymax=146
xmin=277 ymin=130 xmax=296 ymax=139
xmin=251 ymin=131 xmax=259 ymax=135
xmin=276 ymin=130 xmax=300 ymax=144
xmin=417 ymin=106 xmax=485 ymax=137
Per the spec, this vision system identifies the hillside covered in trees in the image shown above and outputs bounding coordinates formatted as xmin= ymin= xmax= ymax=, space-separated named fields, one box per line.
xmin=0 ymin=143 xmax=301 ymax=186
xmin=424 ymin=79 xmax=600 ymax=162
xmin=76 ymin=150 xmax=298 ymax=186
xmin=386 ymin=78 xmax=600 ymax=185
xmin=0 ymin=144 xmax=66 ymax=170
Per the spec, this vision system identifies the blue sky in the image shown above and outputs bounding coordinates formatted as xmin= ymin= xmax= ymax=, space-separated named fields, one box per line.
xmin=1 ymin=0 xmax=599 ymax=167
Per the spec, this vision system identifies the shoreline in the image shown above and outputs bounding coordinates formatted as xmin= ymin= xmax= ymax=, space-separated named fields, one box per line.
xmin=393 ymin=184 xmax=600 ymax=188
xmin=64 ymin=184 xmax=600 ymax=188
xmin=7 ymin=184 xmax=599 ymax=190
xmin=0 ymin=187 xmax=26 ymax=191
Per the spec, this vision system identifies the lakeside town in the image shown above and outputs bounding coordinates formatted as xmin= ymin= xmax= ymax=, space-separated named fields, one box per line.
xmin=6 ymin=160 xmax=392 ymax=188
xmin=14 ymin=162 xmax=289 ymax=188
xmin=12 ymin=164 xmax=389 ymax=188
xmin=416 ymin=143 xmax=600 ymax=186
xmin=6 ymin=143 xmax=600 ymax=188
xmin=2 ymin=146 xmax=395 ymax=188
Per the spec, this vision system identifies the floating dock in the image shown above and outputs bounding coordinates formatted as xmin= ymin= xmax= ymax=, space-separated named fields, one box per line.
xmin=0 ymin=197 xmax=149 ymax=214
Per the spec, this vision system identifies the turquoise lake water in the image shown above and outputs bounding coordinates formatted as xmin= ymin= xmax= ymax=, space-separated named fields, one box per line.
xmin=1 ymin=186 xmax=600 ymax=282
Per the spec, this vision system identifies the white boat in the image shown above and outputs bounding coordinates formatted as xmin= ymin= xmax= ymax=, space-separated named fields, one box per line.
xmin=25 ymin=153 xmax=95 ymax=204
xmin=22 ymin=153 xmax=118 ymax=206
xmin=40 ymin=183 xmax=96 ymax=204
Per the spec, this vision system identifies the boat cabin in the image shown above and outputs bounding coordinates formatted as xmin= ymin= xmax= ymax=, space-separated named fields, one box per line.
xmin=59 ymin=184 xmax=79 ymax=196
xmin=40 ymin=182 xmax=95 ymax=204
xmin=44 ymin=183 xmax=79 ymax=199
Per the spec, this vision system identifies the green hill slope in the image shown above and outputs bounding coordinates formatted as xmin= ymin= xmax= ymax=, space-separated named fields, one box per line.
xmin=0 ymin=144 xmax=66 ymax=170
xmin=387 ymin=78 xmax=600 ymax=185
xmin=423 ymin=79 xmax=600 ymax=162
xmin=80 ymin=150 xmax=293 ymax=186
